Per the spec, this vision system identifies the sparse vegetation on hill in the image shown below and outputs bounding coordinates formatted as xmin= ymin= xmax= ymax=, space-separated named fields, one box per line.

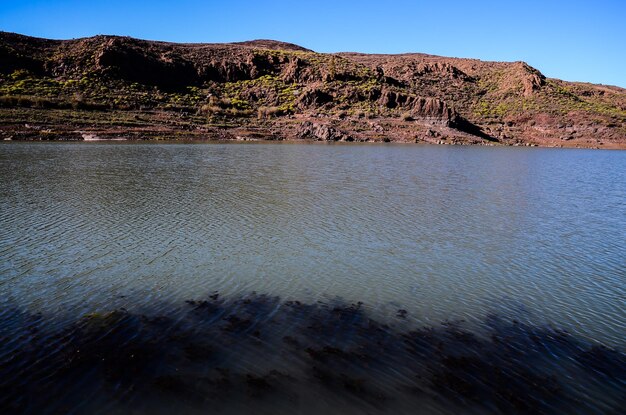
xmin=0 ymin=32 xmax=624 ymax=147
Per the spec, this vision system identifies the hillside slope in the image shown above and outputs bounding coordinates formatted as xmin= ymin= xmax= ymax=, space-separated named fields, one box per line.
xmin=1 ymin=32 xmax=624 ymax=147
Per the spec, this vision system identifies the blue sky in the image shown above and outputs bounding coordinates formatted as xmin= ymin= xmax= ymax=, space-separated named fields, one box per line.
xmin=1 ymin=0 xmax=625 ymax=87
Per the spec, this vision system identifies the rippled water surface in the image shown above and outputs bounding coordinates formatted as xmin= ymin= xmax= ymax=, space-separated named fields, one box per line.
xmin=1 ymin=142 xmax=625 ymax=414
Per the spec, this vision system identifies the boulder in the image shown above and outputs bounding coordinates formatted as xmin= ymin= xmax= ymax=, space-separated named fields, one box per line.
xmin=297 ymin=121 xmax=353 ymax=141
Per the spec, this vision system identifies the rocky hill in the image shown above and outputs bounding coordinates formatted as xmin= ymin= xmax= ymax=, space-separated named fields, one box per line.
xmin=1 ymin=32 xmax=624 ymax=147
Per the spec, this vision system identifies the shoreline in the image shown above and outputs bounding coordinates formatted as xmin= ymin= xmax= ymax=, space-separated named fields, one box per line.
xmin=2 ymin=110 xmax=624 ymax=149
xmin=3 ymin=132 xmax=624 ymax=150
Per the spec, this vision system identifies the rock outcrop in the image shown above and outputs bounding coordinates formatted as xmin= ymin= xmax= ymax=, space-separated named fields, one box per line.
xmin=297 ymin=121 xmax=354 ymax=141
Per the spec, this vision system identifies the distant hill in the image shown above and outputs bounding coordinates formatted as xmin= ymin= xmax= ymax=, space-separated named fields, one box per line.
xmin=1 ymin=32 xmax=624 ymax=147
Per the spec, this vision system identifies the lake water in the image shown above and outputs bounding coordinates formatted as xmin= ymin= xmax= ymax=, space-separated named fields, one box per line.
xmin=1 ymin=142 xmax=624 ymax=414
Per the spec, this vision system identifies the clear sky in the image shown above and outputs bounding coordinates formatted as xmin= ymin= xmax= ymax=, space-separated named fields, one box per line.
xmin=1 ymin=0 xmax=625 ymax=87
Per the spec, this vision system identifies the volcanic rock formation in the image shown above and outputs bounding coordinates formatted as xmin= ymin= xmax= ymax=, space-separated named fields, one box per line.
xmin=0 ymin=32 xmax=624 ymax=147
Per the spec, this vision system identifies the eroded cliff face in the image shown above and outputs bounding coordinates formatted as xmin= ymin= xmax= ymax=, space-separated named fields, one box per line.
xmin=0 ymin=32 xmax=624 ymax=147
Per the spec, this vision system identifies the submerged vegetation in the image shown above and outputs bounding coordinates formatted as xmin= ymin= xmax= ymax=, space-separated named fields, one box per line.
xmin=1 ymin=292 xmax=624 ymax=414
